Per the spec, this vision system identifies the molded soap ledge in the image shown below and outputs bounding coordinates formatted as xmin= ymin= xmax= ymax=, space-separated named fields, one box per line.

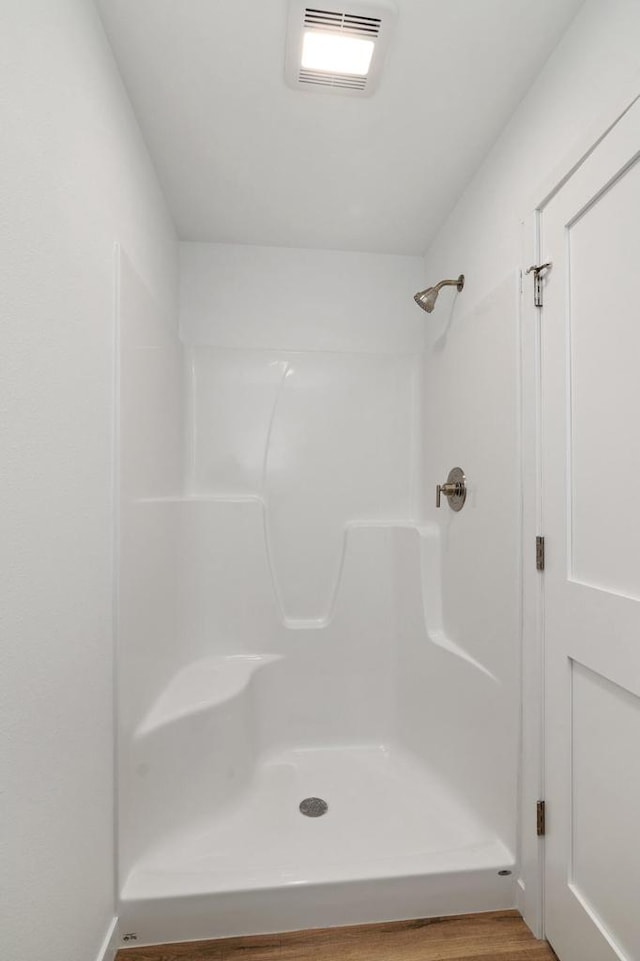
xmin=130 ymin=502 xmax=498 ymax=684
xmin=136 ymin=654 xmax=280 ymax=737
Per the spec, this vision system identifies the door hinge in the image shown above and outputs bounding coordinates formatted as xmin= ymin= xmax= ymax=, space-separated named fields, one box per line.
xmin=536 ymin=535 xmax=545 ymax=571
xmin=525 ymin=262 xmax=552 ymax=307
xmin=537 ymin=800 xmax=546 ymax=837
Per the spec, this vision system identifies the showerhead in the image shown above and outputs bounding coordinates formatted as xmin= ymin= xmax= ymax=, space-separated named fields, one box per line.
xmin=414 ymin=274 xmax=465 ymax=313
xmin=414 ymin=287 xmax=439 ymax=312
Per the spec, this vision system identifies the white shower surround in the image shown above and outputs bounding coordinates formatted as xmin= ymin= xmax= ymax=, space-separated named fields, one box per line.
xmin=116 ymin=243 xmax=518 ymax=945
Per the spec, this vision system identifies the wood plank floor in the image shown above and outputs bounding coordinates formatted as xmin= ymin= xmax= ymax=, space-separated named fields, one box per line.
xmin=116 ymin=910 xmax=557 ymax=961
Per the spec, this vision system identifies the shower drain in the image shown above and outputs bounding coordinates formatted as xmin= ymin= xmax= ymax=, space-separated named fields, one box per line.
xmin=299 ymin=796 xmax=328 ymax=817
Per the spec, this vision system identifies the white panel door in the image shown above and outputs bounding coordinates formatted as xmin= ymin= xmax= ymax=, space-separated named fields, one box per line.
xmin=541 ymin=96 xmax=640 ymax=961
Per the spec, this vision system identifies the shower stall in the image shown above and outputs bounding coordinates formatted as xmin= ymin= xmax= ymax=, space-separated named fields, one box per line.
xmin=116 ymin=242 xmax=519 ymax=945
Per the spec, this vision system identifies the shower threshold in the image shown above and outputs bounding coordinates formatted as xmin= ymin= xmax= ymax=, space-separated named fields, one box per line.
xmin=119 ymin=743 xmax=514 ymax=946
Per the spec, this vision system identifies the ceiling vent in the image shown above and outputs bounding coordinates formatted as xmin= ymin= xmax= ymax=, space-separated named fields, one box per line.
xmin=285 ymin=0 xmax=397 ymax=97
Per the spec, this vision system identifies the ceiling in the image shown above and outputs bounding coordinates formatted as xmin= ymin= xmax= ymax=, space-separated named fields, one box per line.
xmin=97 ymin=0 xmax=584 ymax=254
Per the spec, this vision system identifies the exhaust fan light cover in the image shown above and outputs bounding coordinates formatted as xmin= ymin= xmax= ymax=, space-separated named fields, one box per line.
xmin=301 ymin=31 xmax=375 ymax=76
xmin=285 ymin=0 xmax=398 ymax=97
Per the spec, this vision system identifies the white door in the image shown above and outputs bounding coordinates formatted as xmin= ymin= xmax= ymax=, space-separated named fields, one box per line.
xmin=540 ymin=95 xmax=640 ymax=961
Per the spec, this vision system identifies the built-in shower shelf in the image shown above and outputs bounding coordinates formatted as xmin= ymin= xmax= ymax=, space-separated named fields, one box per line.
xmin=136 ymin=654 xmax=280 ymax=737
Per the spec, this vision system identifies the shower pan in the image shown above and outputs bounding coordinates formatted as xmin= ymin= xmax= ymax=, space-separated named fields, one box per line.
xmin=115 ymin=250 xmax=517 ymax=947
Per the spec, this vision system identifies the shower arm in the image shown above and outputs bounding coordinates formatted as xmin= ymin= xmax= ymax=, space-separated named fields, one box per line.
xmin=433 ymin=277 xmax=465 ymax=293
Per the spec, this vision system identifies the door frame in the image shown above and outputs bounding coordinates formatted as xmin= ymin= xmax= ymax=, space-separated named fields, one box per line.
xmin=519 ymin=75 xmax=640 ymax=940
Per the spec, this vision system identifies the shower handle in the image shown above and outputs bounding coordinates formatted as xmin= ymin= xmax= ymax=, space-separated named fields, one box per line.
xmin=436 ymin=467 xmax=467 ymax=511
xmin=436 ymin=482 xmax=459 ymax=507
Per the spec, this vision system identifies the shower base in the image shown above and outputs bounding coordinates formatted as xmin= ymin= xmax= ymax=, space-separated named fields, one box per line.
xmin=119 ymin=743 xmax=515 ymax=946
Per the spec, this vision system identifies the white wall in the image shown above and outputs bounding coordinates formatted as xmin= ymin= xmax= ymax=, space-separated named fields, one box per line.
xmin=422 ymin=0 xmax=640 ymax=300
xmin=180 ymin=242 xmax=425 ymax=353
xmin=0 ymin=2 xmax=178 ymax=960
xmin=420 ymin=0 xmax=640 ymax=930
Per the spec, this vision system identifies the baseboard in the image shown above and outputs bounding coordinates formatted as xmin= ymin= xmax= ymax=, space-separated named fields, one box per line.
xmin=95 ymin=916 xmax=119 ymax=961
xmin=515 ymin=877 xmax=526 ymax=915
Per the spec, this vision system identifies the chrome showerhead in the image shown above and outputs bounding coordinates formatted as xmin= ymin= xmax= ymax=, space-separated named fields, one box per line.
xmin=414 ymin=274 xmax=465 ymax=313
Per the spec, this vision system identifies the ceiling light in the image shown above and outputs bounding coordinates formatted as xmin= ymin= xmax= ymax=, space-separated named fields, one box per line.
xmin=301 ymin=30 xmax=375 ymax=76
xmin=285 ymin=1 xmax=397 ymax=97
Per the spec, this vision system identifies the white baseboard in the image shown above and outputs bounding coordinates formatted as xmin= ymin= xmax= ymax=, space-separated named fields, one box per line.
xmin=515 ymin=877 xmax=526 ymax=915
xmin=95 ymin=916 xmax=119 ymax=961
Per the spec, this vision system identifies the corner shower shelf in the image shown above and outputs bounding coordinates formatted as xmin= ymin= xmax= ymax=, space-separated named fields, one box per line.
xmin=136 ymin=653 xmax=280 ymax=737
